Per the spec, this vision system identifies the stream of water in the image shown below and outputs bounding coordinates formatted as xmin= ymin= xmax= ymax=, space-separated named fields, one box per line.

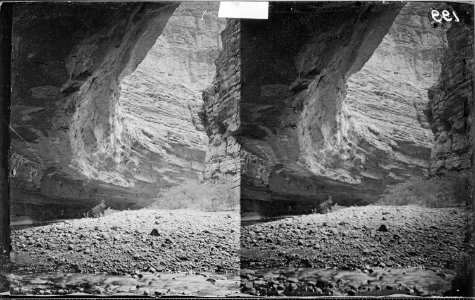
xmin=8 ymin=271 xmax=240 ymax=297
xmin=253 ymin=267 xmax=455 ymax=296
xmin=241 ymin=214 xmax=291 ymax=226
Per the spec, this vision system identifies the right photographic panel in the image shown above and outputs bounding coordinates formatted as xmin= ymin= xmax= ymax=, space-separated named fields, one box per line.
xmin=240 ymin=1 xmax=474 ymax=297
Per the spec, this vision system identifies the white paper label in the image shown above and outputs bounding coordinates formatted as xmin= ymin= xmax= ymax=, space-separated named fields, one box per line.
xmin=218 ymin=1 xmax=269 ymax=19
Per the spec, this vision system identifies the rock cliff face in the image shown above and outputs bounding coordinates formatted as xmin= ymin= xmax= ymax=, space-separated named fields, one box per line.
xmin=240 ymin=2 xmax=448 ymax=215
xmin=10 ymin=2 xmax=224 ymax=220
xmin=344 ymin=2 xmax=447 ymax=184
xmin=426 ymin=4 xmax=474 ymax=175
xmin=201 ymin=19 xmax=241 ymax=180
xmin=108 ymin=2 xmax=224 ymax=192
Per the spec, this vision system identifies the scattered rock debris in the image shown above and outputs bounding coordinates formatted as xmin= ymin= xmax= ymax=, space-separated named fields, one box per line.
xmin=9 ymin=209 xmax=240 ymax=296
xmin=241 ymin=205 xmax=470 ymax=296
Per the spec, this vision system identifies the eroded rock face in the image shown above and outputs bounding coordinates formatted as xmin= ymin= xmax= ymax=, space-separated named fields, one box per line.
xmin=103 ymin=2 xmax=224 ymax=193
xmin=426 ymin=5 xmax=474 ymax=175
xmin=240 ymin=2 xmax=448 ymax=214
xmin=344 ymin=2 xmax=447 ymax=185
xmin=10 ymin=2 xmax=224 ymax=220
xmin=201 ymin=19 xmax=241 ymax=180
xmin=11 ymin=3 xmax=178 ymax=219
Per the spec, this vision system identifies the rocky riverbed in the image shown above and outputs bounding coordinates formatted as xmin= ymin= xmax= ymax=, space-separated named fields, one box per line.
xmin=241 ymin=205 xmax=472 ymax=296
xmin=9 ymin=209 xmax=240 ymax=296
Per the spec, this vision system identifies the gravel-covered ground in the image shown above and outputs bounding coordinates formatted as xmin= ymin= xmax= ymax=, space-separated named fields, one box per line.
xmin=7 ymin=205 xmax=473 ymax=296
xmin=9 ymin=209 xmax=240 ymax=296
xmin=241 ymin=205 xmax=472 ymax=296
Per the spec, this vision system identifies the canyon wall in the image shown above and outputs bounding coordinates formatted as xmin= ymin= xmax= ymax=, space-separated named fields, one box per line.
xmin=10 ymin=2 xmax=178 ymax=219
xmin=201 ymin=19 xmax=241 ymax=180
xmin=9 ymin=1 xmax=473 ymax=220
xmin=426 ymin=4 xmax=474 ymax=176
xmin=240 ymin=2 xmax=448 ymax=214
xmin=9 ymin=2 xmax=224 ymax=220
xmin=110 ymin=2 xmax=224 ymax=192
xmin=344 ymin=2 xmax=447 ymax=184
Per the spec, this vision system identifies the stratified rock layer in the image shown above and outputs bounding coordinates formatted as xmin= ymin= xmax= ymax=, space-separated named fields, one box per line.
xmin=115 ymin=2 xmax=224 ymax=190
xmin=345 ymin=2 xmax=447 ymax=182
xmin=9 ymin=3 xmax=223 ymax=220
xmin=240 ymin=2 xmax=401 ymax=212
xmin=11 ymin=3 xmax=178 ymax=219
xmin=201 ymin=19 xmax=241 ymax=180
xmin=426 ymin=6 xmax=474 ymax=175
xmin=240 ymin=3 xmax=448 ymax=214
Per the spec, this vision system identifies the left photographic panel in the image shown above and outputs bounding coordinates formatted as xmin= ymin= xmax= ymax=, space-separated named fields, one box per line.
xmin=6 ymin=2 xmax=240 ymax=296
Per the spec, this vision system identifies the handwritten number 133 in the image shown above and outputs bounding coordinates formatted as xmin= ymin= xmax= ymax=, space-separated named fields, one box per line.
xmin=431 ymin=9 xmax=460 ymax=23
